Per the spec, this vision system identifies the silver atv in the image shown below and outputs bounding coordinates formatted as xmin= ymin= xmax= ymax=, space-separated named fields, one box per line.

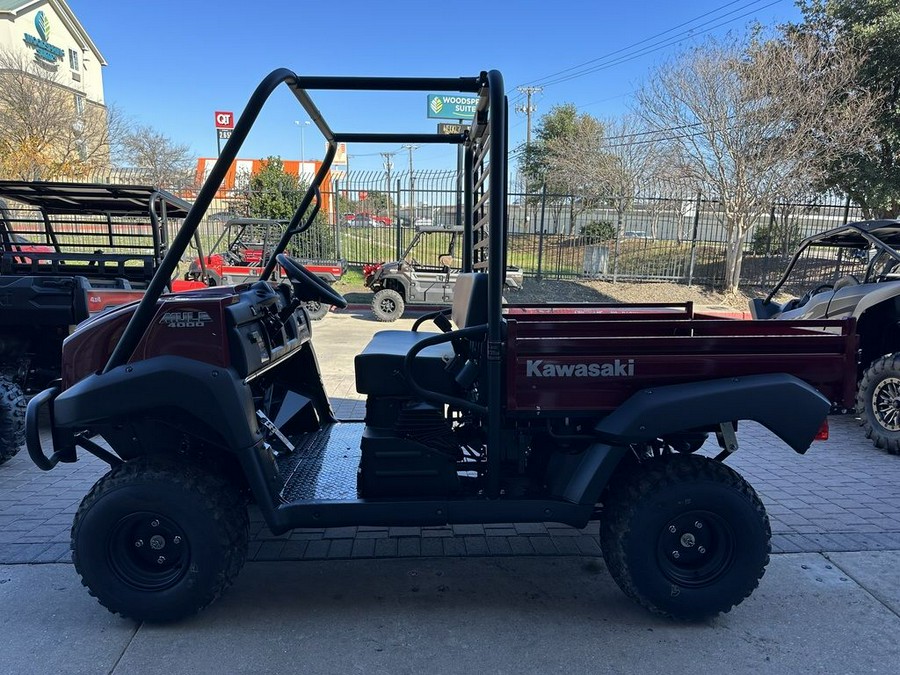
xmin=751 ymin=219 xmax=900 ymax=453
xmin=363 ymin=225 xmax=523 ymax=321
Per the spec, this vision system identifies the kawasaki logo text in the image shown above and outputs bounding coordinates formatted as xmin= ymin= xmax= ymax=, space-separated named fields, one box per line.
xmin=525 ymin=359 xmax=635 ymax=377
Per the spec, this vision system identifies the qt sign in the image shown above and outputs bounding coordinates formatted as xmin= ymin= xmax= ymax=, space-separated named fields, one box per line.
xmin=214 ymin=111 xmax=234 ymax=129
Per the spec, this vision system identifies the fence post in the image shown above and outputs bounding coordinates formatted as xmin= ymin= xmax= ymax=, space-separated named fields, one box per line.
xmin=687 ymin=190 xmax=702 ymax=287
xmin=536 ymin=183 xmax=547 ymax=282
xmin=396 ymin=178 xmax=402 ymax=260
xmin=842 ymin=194 xmax=851 ymax=224
xmin=333 ymin=179 xmax=343 ymax=260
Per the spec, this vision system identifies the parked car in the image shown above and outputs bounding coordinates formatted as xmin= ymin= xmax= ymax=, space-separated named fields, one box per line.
xmin=624 ymin=230 xmax=652 ymax=239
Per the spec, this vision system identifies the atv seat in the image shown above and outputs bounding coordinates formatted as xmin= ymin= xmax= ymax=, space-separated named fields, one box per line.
xmin=354 ymin=273 xmax=488 ymax=397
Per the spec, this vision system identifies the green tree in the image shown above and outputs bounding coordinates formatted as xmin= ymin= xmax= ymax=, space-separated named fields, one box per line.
xmin=245 ymin=156 xmax=336 ymax=259
xmin=792 ymin=0 xmax=900 ymax=217
xmin=521 ymin=104 xmax=607 ymax=199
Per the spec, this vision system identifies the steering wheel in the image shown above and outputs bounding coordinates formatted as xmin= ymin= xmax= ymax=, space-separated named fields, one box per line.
xmin=797 ymin=282 xmax=834 ymax=307
xmin=276 ymin=254 xmax=347 ymax=308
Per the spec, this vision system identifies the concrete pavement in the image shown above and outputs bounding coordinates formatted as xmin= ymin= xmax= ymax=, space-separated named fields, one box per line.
xmin=1 ymin=553 xmax=898 ymax=674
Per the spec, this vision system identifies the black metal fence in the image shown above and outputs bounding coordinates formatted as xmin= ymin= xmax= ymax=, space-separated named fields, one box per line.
xmin=75 ymin=168 xmax=867 ymax=288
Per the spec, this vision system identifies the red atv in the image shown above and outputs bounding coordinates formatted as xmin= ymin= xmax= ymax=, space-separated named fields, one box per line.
xmin=184 ymin=217 xmax=344 ymax=319
xmin=26 ymin=69 xmax=851 ymax=624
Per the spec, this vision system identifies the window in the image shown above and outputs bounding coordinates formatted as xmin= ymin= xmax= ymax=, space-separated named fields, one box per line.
xmin=74 ymin=94 xmax=85 ymax=116
xmin=68 ymin=49 xmax=79 ymax=71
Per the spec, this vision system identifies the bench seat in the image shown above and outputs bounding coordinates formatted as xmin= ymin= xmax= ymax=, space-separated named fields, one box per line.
xmin=354 ymin=330 xmax=455 ymax=397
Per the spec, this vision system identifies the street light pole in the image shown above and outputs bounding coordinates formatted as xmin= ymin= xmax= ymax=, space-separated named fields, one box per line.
xmin=294 ymin=120 xmax=310 ymax=179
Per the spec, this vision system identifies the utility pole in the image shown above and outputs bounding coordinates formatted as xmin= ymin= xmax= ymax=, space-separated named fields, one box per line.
xmin=380 ymin=151 xmax=396 ymax=217
xmin=516 ymin=86 xmax=542 ymax=149
xmin=402 ymin=144 xmax=419 ymax=223
xmin=516 ymin=86 xmax=541 ymax=232
xmin=381 ymin=151 xmax=399 ymax=258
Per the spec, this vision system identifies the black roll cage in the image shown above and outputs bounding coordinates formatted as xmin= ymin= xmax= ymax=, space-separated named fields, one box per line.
xmin=102 ymin=68 xmax=508 ymax=495
xmin=765 ymin=219 xmax=900 ymax=304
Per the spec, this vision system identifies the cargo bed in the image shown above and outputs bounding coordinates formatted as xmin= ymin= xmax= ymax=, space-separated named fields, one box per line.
xmin=505 ymin=302 xmax=857 ymax=414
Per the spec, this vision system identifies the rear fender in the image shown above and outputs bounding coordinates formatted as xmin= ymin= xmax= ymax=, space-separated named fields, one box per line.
xmin=558 ymin=373 xmax=829 ymax=505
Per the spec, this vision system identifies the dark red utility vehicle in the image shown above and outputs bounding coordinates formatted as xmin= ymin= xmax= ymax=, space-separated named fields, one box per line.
xmin=26 ymin=70 xmax=854 ymax=623
xmin=0 ymin=181 xmax=204 ymax=464
xmin=183 ymin=217 xmax=345 ymax=319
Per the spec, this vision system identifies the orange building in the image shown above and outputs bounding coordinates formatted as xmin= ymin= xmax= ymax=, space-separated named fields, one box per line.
xmin=194 ymin=158 xmax=345 ymax=219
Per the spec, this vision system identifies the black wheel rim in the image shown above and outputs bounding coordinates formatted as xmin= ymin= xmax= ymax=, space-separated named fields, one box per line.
xmin=656 ymin=510 xmax=735 ymax=588
xmin=108 ymin=511 xmax=190 ymax=592
xmin=379 ymin=297 xmax=396 ymax=314
xmin=872 ymin=377 xmax=900 ymax=432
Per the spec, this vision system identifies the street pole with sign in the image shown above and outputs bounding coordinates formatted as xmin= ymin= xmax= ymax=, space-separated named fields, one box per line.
xmin=214 ymin=111 xmax=234 ymax=157
xmin=430 ymin=96 xmax=476 ymax=227
xmin=437 ymin=123 xmax=469 ymax=228
xmin=294 ymin=120 xmax=310 ymax=180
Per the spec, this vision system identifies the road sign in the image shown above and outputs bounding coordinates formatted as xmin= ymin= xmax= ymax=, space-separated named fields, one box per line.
xmin=217 ymin=129 xmax=232 ymax=140
xmin=358 ymin=190 xmax=368 ymax=200
xmin=214 ymin=111 xmax=234 ymax=129
xmin=427 ymin=94 xmax=478 ymax=120
xmin=438 ymin=123 xmax=469 ymax=135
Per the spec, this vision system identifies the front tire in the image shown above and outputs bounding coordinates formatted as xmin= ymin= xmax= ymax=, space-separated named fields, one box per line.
xmin=0 ymin=372 xmax=26 ymax=465
xmin=372 ymin=288 xmax=404 ymax=322
xmin=858 ymin=354 xmax=900 ymax=454
xmin=600 ymin=455 xmax=770 ymax=620
xmin=72 ymin=457 xmax=249 ymax=622
xmin=304 ymin=300 xmax=329 ymax=321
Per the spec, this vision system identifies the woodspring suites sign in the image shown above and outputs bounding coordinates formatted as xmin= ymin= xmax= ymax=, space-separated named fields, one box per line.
xmin=22 ymin=10 xmax=64 ymax=64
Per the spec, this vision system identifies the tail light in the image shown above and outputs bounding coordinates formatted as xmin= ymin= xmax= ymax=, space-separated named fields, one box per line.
xmin=815 ymin=419 xmax=829 ymax=441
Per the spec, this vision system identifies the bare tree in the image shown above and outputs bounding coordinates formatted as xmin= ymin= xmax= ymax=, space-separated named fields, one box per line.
xmin=118 ymin=124 xmax=194 ymax=189
xmin=0 ymin=48 xmax=121 ymax=180
xmin=637 ymin=32 xmax=876 ymax=292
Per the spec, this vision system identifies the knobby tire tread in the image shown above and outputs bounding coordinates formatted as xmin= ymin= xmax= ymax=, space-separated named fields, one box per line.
xmin=0 ymin=373 xmax=26 ymax=465
xmin=857 ymin=354 xmax=900 ymax=455
xmin=599 ymin=455 xmax=770 ymax=620
xmin=71 ymin=457 xmax=249 ymax=621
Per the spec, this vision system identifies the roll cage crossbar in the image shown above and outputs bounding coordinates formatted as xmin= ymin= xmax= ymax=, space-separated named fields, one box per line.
xmin=764 ymin=219 xmax=900 ymax=304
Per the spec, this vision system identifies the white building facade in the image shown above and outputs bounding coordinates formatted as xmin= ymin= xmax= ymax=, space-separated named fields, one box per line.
xmin=0 ymin=0 xmax=106 ymax=111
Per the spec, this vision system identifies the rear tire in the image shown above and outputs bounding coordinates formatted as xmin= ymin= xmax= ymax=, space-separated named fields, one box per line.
xmin=72 ymin=457 xmax=249 ymax=622
xmin=0 ymin=372 xmax=26 ymax=466
xmin=600 ymin=455 xmax=770 ymax=620
xmin=304 ymin=300 xmax=329 ymax=321
xmin=372 ymin=288 xmax=404 ymax=322
xmin=858 ymin=355 xmax=900 ymax=454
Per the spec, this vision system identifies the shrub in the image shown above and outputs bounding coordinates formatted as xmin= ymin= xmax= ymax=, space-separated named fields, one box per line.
xmin=581 ymin=220 xmax=615 ymax=240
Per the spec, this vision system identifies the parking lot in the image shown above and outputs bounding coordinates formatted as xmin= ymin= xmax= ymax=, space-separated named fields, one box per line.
xmin=2 ymin=309 xmax=900 ymax=565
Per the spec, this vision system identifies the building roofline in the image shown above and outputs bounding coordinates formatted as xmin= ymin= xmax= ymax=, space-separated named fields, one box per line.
xmin=0 ymin=0 xmax=106 ymax=66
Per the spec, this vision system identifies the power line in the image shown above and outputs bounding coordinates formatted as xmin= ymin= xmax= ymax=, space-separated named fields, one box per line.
xmin=511 ymin=0 xmax=783 ymax=97
xmin=538 ymin=0 xmax=783 ymax=89
xmin=517 ymin=0 xmax=756 ymax=90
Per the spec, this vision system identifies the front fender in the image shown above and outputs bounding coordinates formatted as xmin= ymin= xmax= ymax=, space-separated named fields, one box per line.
xmin=52 ymin=355 xmax=263 ymax=452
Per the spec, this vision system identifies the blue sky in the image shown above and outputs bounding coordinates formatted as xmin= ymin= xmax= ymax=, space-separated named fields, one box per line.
xmin=68 ymin=0 xmax=802 ymax=172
